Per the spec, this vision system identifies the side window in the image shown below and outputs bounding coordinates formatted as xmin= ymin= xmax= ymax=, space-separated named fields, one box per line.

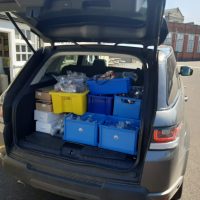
xmin=82 ymin=55 xmax=96 ymax=66
xmin=61 ymin=55 xmax=78 ymax=67
xmin=46 ymin=55 xmax=78 ymax=74
xmin=167 ymin=55 xmax=180 ymax=105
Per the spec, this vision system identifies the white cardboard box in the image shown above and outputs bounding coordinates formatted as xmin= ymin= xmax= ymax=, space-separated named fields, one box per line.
xmin=34 ymin=110 xmax=62 ymax=123
xmin=36 ymin=121 xmax=58 ymax=136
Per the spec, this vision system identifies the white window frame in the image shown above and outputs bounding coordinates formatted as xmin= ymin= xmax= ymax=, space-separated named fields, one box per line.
xmin=197 ymin=36 xmax=200 ymax=53
xmin=15 ymin=44 xmax=33 ymax=62
xmin=15 ymin=28 xmax=33 ymax=41
xmin=14 ymin=26 xmax=39 ymax=66
xmin=175 ymin=33 xmax=184 ymax=53
xmin=187 ymin=34 xmax=195 ymax=53
xmin=164 ymin=32 xmax=173 ymax=46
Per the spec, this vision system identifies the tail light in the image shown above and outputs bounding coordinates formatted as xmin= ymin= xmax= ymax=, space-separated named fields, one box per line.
xmin=153 ymin=125 xmax=181 ymax=143
xmin=150 ymin=124 xmax=182 ymax=150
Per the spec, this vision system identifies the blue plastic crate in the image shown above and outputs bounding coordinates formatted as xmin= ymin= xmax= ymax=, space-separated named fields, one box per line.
xmin=64 ymin=113 xmax=106 ymax=146
xmin=87 ymin=78 xmax=131 ymax=95
xmin=113 ymin=95 xmax=141 ymax=119
xmin=88 ymin=94 xmax=113 ymax=115
xmin=99 ymin=116 xmax=140 ymax=155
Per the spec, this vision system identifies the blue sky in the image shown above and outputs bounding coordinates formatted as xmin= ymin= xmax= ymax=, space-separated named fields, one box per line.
xmin=166 ymin=0 xmax=200 ymax=24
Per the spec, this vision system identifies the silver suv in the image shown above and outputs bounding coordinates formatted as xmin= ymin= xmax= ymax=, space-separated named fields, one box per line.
xmin=0 ymin=0 xmax=193 ymax=200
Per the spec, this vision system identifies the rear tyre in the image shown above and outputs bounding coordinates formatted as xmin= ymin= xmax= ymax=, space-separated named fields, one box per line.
xmin=171 ymin=183 xmax=183 ymax=200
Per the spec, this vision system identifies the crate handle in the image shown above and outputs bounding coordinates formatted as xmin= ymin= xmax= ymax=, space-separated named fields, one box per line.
xmin=78 ymin=128 xmax=84 ymax=132
xmin=121 ymin=98 xmax=136 ymax=104
xmin=63 ymin=96 xmax=72 ymax=101
xmin=113 ymin=135 xmax=119 ymax=141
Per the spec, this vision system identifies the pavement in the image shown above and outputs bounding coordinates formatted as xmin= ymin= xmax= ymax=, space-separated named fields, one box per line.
xmin=180 ymin=66 xmax=200 ymax=200
xmin=0 ymin=64 xmax=200 ymax=200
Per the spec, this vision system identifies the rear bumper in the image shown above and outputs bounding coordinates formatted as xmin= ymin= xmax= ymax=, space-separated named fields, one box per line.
xmin=0 ymin=154 xmax=183 ymax=200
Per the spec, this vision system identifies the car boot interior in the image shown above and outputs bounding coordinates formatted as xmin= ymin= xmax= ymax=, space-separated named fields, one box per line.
xmin=12 ymin=50 xmax=146 ymax=174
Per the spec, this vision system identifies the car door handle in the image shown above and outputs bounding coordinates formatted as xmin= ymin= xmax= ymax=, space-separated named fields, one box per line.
xmin=184 ymin=96 xmax=188 ymax=102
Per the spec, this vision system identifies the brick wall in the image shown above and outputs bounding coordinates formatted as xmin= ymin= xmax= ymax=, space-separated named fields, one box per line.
xmin=167 ymin=22 xmax=200 ymax=61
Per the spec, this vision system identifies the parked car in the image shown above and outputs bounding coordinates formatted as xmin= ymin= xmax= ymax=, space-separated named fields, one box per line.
xmin=0 ymin=0 xmax=193 ymax=200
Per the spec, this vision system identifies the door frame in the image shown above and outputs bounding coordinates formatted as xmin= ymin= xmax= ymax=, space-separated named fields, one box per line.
xmin=0 ymin=27 xmax=15 ymax=82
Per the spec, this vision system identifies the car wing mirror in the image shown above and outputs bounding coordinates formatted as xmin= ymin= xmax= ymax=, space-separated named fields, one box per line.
xmin=179 ymin=66 xmax=193 ymax=76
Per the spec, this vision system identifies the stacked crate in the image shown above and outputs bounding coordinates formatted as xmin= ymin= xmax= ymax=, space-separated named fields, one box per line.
xmin=63 ymin=78 xmax=142 ymax=155
xmin=34 ymin=87 xmax=63 ymax=136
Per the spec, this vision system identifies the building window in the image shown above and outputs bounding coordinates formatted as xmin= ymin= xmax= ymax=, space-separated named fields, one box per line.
xmin=28 ymin=54 xmax=32 ymax=59
xmin=175 ymin=33 xmax=184 ymax=52
xmin=15 ymin=44 xmax=33 ymax=62
xmin=26 ymin=30 xmax=31 ymax=40
xmin=16 ymin=45 xmax=20 ymax=52
xmin=197 ymin=36 xmax=200 ymax=53
xmin=15 ymin=29 xmax=32 ymax=41
xmin=15 ymin=29 xmax=20 ymax=39
xmin=164 ymin=32 xmax=173 ymax=46
xmin=16 ymin=54 xmax=21 ymax=61
xmin=21 ymin=45 xmax=26 ymax=52
xmin=27 ymin=46 xmax=32 ymax=52
xmin=14 ymin=28 xmax=38 ymax=63
xmin=187 ymin=34 xmax=195 ymax=53
xmin=22 ymin=54 xmax=27 ymax=61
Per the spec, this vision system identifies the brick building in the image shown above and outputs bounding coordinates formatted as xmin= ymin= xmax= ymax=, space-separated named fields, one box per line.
xmin=164 ymin=8 xmax=200 ymax=61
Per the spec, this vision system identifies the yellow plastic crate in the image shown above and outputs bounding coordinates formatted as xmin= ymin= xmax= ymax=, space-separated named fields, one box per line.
xmin=50 ymin=91 xmax=88 ymax=115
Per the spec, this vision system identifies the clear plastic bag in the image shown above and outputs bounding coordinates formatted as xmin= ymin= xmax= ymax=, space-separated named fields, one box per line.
xmin=122 ymin=72 xmax=138 ymax=82
xmin=104 ymin=119 xmax=135 ymax=130
xmin=49 ymin=117 xmax=65 ymax=137
xmin=53 ymin=71 xmax=88 ymax=93
xmin=119 ymin=86 xmax=144 ymax=99
xmin=65 ymin=113 xmax=98 ymax=123
xmin=93 ymin=71 xmax=116 ymax=80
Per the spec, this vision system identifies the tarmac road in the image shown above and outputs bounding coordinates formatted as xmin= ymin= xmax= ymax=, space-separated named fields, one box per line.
xmin=0 ymin=66 xmax=199 ymax=200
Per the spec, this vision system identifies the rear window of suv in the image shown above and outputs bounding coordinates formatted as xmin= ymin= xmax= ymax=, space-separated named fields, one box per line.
xmin=31 ymin=52 xmax=143 ymax=85
xmin=46 ymin=53 xmax=143 ymax=74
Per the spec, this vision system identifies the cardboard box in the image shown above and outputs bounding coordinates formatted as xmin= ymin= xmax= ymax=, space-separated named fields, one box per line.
xmin=36 ymin=102 xmax=53 ymax=112
xmin=36 ymin=120 xmax=58 ymax=136
xmin=34 ymin=110 xmax=62 ymax=123
xmin=35 ymin=87 xmax=53 ymax=102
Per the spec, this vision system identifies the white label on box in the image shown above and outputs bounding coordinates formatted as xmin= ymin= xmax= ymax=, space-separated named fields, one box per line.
xmin=34 ymin=110 xmax=62 ymax=123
